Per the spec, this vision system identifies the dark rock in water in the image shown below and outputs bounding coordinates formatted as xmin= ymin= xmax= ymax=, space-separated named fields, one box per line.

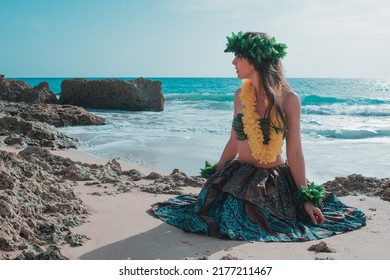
xmin=324 ymin=174 xmax=390 ymax=201
xmin=60 ymin=77 xmax=164 ymax=111
xmin=0 ymin=75 xmax=58 ymax=104
xmin=0 ymin=100 xmax=106 ymax=127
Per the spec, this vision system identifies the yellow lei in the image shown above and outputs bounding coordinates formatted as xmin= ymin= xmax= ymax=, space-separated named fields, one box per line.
xmin=240 ymin=79 xmax=284 ymax=164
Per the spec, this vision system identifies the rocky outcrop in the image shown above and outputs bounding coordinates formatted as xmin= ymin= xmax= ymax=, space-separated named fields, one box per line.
xmin=0 ymin=149 xmax=88 ymax=252
xmin=17 ymin=146 xmax=127 ymax=184
xmin=0 ymin=88 xmax=106 ymax=149
xmin=0 ymin=146 xmax=205 ymax=258
xmin=13 ymin=245 xmax=70 ymax=260
xmin=0 ymin=113 xmax=77 ymax=149
xmin=0 ymin=101 xmax=106 ymax=127
xmin=60 ymin=77 xmax=164 ymax=111
xmin=0 ymin=75 xmax=106 ymax=147
xmin=0 ymin=75 xmax=58 ymax=104
xmin=324 ymin=174 xmax=390 ymax=201
xmin=140 ymin=169 xmax=205 ymax=195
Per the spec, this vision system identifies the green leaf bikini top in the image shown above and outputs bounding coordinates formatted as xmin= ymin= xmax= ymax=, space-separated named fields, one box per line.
xmin=232 ymin=113 xmax=285 ymax=143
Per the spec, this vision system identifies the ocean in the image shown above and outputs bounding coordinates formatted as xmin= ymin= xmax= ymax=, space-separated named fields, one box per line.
xmin=15 ymin=77 xmax=390 ymax=183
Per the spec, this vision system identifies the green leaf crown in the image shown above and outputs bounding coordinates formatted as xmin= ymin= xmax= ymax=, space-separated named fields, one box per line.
xmin=224 ymin=31 xmax=287 ymax=63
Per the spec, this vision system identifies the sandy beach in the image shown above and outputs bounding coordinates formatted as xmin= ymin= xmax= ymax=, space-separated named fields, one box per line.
xmin=1 ymin=146 xmax=389 ymax=260
xmin=61 ymin=152 xmax=390 ymax=260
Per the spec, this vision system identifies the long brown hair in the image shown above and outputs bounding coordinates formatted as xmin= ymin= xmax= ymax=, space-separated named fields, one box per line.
xmin=244 ymin=32 xmax=291 ymax=129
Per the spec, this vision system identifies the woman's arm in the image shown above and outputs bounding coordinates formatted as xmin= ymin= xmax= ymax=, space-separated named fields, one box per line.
xmin=284 ymin=92 xmax=307 ymax=188
xmin=284 ymin=91 xmax=325 ymax=225
xmin=216 ymin=132 xmax=237 ymax=171
xmin=216 ymin=89 xmax=240 ymax=170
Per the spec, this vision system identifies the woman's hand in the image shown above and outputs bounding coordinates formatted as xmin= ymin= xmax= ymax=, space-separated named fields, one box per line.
xmin=304 ymin=201 xmax=325 ymax=225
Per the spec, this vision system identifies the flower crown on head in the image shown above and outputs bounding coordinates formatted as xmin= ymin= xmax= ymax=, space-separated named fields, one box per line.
xmin=224 ymin=31 xmax=287 ymax=63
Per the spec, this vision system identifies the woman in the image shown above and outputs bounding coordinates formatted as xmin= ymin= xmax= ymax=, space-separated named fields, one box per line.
xmin=152 ymin=32 xmax=366 ymax=241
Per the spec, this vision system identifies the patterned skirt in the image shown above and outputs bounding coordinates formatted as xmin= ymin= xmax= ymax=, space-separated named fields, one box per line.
xmin=151 ymin=160 xmax=366 ymax=241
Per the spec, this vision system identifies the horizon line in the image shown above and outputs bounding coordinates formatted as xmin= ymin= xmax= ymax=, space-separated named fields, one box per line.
xmin=4 ymin=76 xmax=389 ymax=80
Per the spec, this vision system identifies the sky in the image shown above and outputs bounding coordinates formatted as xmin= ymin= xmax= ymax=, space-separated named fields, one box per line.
xmin=0 ymin=0 xmax=389 ymax=78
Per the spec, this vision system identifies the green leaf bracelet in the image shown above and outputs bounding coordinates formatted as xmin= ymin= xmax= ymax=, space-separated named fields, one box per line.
xmin=292 ymin=182 xmax=326 ymax=208
xmin=199 ymin=161 xmax=217 ymax=179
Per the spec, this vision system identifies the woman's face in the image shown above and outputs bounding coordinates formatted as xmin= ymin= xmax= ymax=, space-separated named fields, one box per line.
xmin=232 ymin=56 xmax=255 ymax=79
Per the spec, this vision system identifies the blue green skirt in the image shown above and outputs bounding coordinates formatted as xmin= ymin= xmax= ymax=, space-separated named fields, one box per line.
xmin=152 ymin=161 xmax=366 ymax=241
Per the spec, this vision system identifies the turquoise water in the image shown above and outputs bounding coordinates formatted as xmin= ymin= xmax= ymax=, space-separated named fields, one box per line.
xmin=15 ymin=77 xmax=390 ymax=182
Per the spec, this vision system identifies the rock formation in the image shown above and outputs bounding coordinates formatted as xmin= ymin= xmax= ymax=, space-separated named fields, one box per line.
xmin=0 ymin=100 xmax=105 ymax=127
xmin=0 ymin=113 xmax=77 ymax=149
xmin=324 ymin=174 xmax=390 ymax=201
xmin=0 ymin=149 xmax=88 ymax=252
xmin=0 ymin=75 xmax=58 ymax=104
xmin=0 ymin=146 xmax=205 ymax=259
xmin=0 ymin=100 xmax=107 ymax=150
xmin=0 ymin=75 xmax=106 ymax=149
xmin=60 ymin=77 xmax=164 ymax=111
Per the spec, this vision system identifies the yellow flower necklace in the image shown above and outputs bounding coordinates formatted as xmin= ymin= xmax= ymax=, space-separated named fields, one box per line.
xmin=240 ymin=79 xmax=284 ymax=164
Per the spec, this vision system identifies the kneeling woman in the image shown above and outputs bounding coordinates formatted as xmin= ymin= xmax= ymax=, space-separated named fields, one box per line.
xmin=152 ymin=32 xmax=366 ymax=241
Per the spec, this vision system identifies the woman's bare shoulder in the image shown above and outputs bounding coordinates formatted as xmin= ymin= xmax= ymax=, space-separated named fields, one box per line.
xmin=282 ymin=89 xmax=301 ymax=116
xmin=234 ymin=87 xmax=242 ymax=102
xmin=282 ymin=89 xmax=300 ymax=106
xmin=234 ymin=88 xmax=243 ymax=112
